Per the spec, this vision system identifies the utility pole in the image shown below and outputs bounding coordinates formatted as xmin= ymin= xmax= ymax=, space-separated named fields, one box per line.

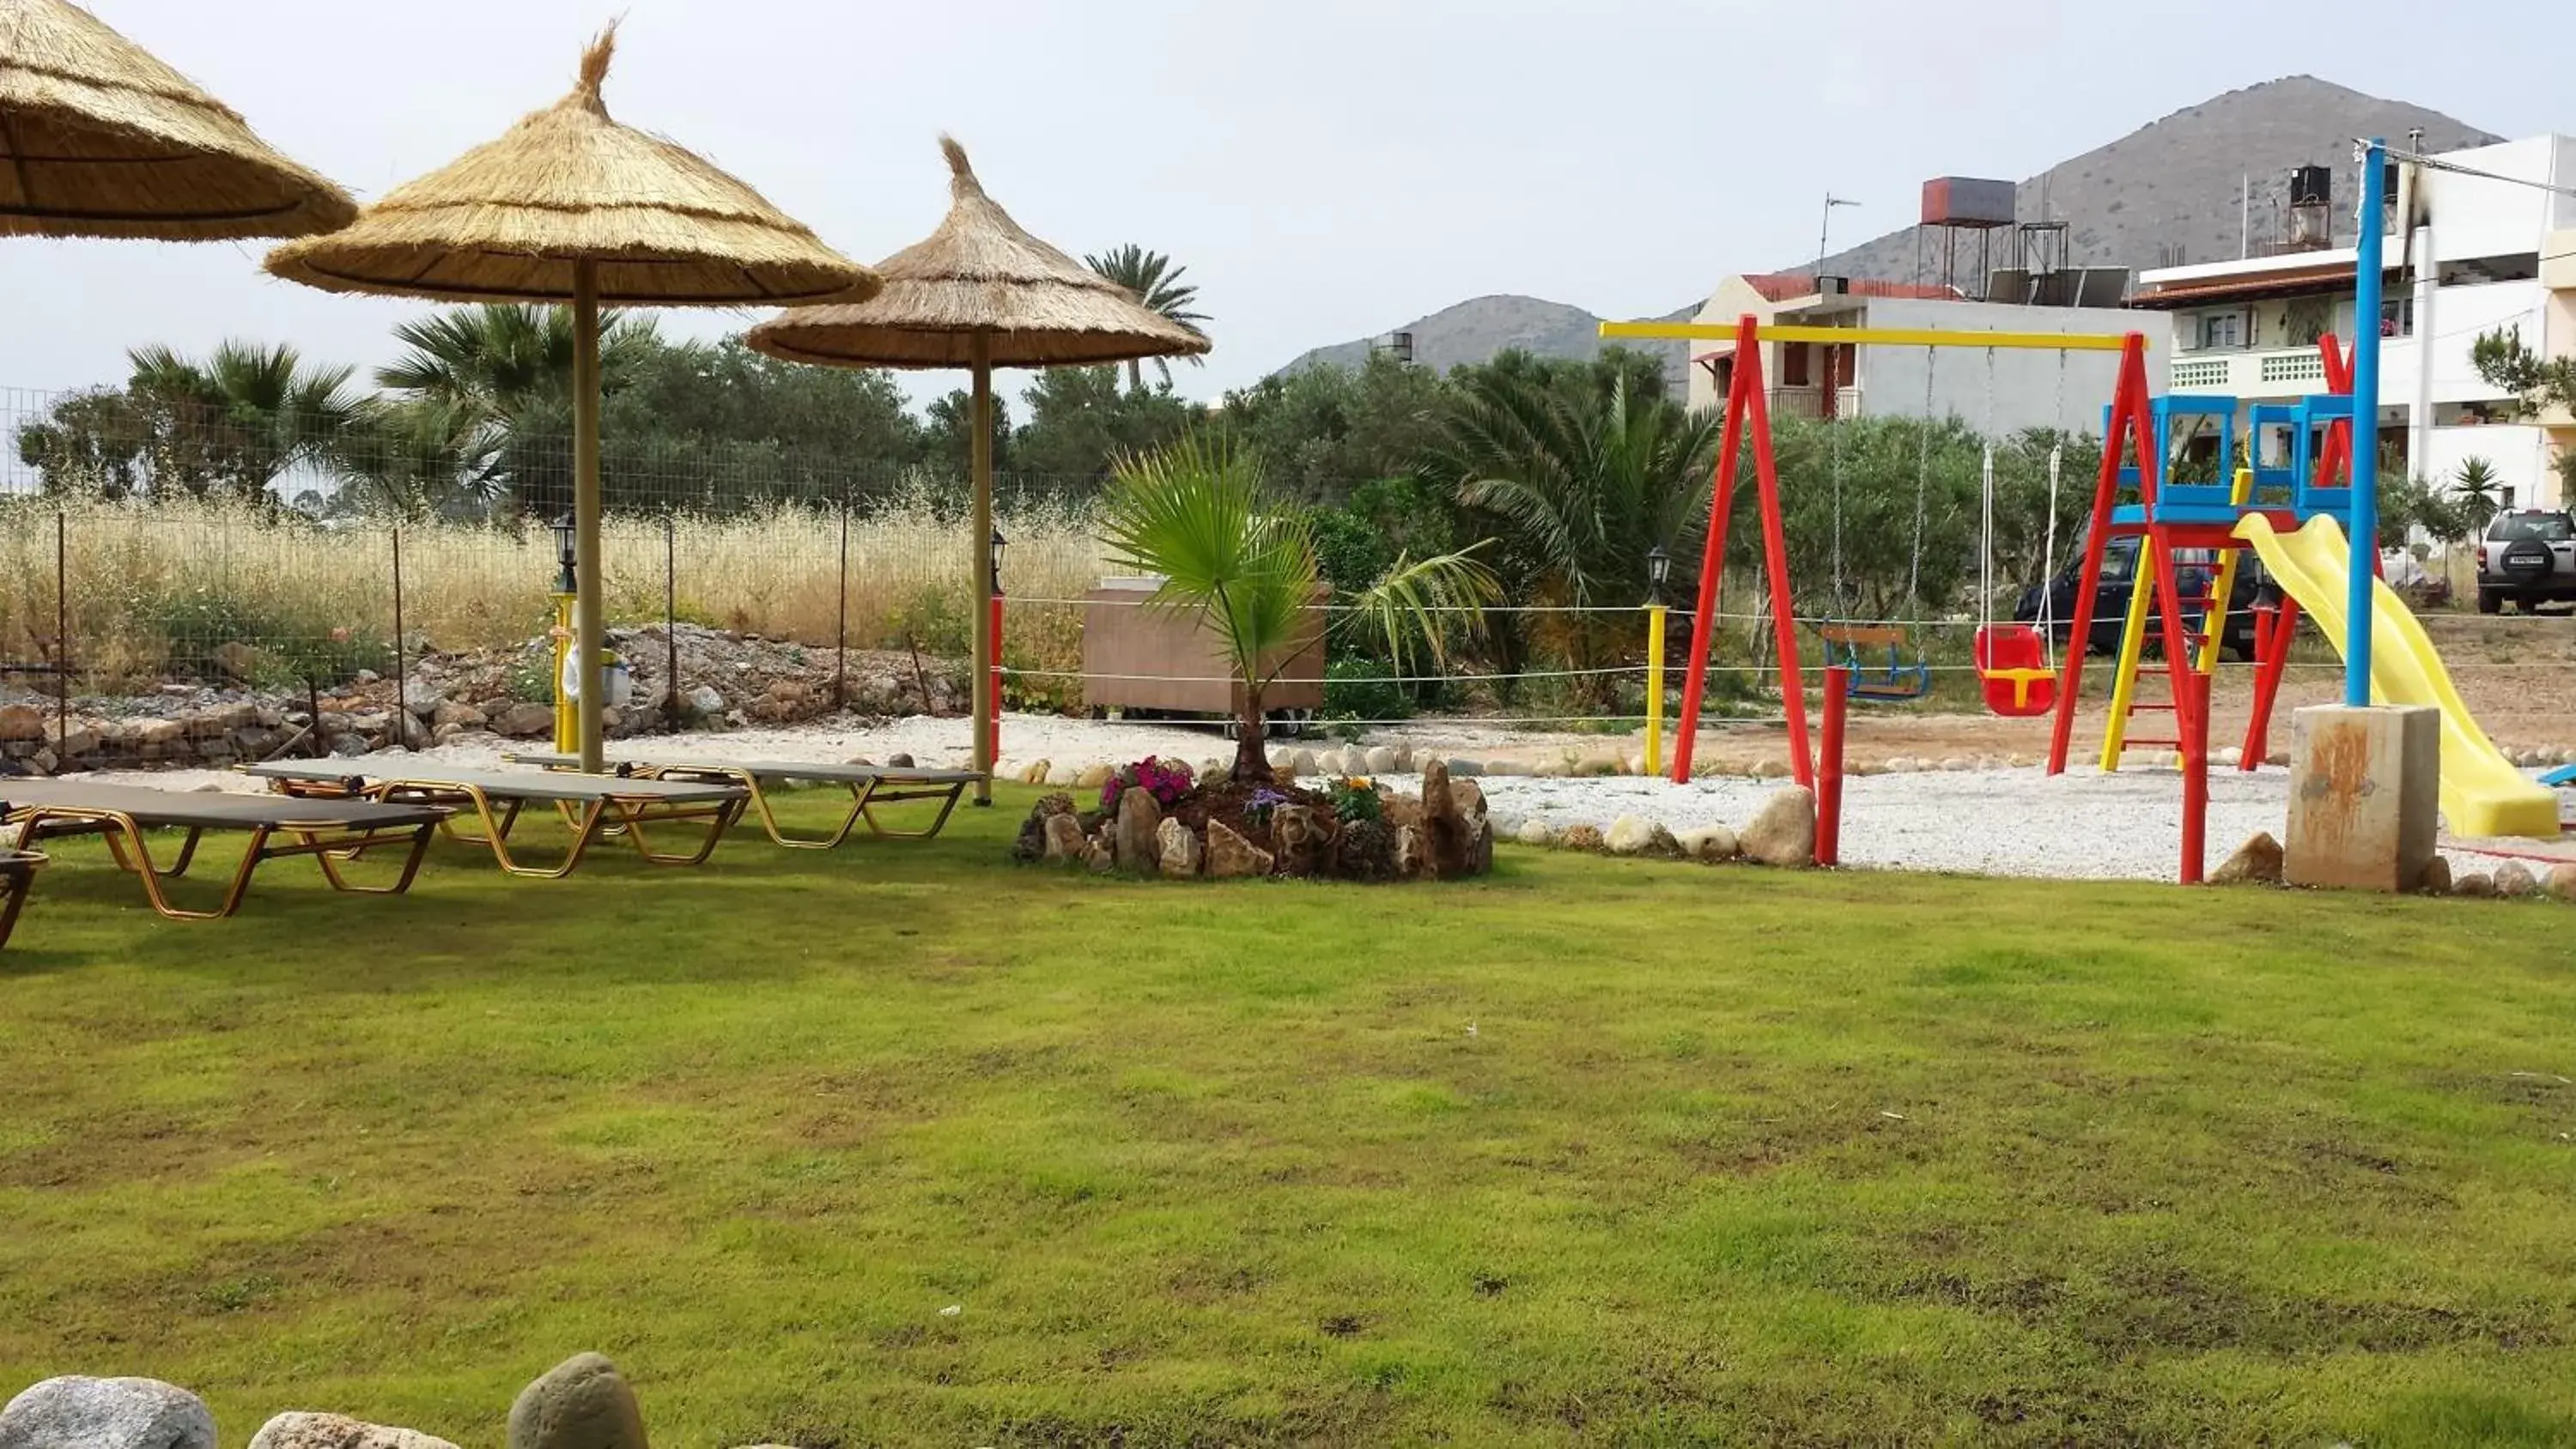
xmin=1816 ymin=193 xmax=1860 ymax=284
xmin=2405 ymin=128 xmax=2436 ymax=496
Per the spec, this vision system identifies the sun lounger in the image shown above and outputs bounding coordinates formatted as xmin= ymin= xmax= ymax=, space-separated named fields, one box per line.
xmin=3 ymin=781 xmax=442 ymax=921
xmin=0 ymin=846 xmax=44 ymax=945
xmin=242 ymin=762 xmax=749 ymax=879
xmin=506 ymin=752 xmax=979 ymax=849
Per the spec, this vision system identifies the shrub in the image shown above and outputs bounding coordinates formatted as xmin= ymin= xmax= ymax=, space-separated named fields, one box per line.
xmin=1322 ymin=654 xmax=1410 ymax=725
xmin=1326 ymin=776 xmax=1383 ymax=824
xmin=1102 ymin=755 xmax=1194 ymax=815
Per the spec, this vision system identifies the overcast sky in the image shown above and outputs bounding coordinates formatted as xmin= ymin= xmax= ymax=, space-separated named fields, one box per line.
xmin=4 ymin=0 xmax=2566 ymax=409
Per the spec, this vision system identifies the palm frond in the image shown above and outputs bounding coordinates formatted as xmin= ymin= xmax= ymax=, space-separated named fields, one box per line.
xmin=1336 ymin=541 xmax=1503 ymax=674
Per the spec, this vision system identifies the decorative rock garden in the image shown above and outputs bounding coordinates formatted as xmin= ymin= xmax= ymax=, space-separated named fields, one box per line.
xmin=1015 ymin=755 xmax=1493 ymax=882
xmin=0 ymin=1353 xmax=786 ymax=1449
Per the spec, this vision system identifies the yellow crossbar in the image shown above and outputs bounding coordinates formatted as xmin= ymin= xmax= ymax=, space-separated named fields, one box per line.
xmin=1599 ymin=320 xmax=2132 ymax=352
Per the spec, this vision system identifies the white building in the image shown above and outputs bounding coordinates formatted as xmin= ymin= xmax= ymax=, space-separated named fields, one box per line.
xmin=2131 ymin=135 xmax=2576 ymax=508
xmin=1680 ymin=271 xmax=2162 ymax=435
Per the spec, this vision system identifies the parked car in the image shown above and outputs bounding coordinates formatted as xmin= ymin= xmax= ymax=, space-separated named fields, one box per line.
xmin=2476 ymin=510 xmax=2576 ymax=615
xmin=2014 ymin=536 xmax=2270 ymax=662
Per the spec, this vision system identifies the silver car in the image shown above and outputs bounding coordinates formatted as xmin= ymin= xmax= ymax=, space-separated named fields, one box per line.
xmin=2477 ymin=511 xmax=2576 ymax=615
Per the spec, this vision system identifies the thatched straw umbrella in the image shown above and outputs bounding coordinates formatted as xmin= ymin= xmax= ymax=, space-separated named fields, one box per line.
xmin=0 ymin=0 xmax=353 ymax=237
xmin=264 ymin=26 xmax=879 ymax=773
xmin=746 ymin=137 xmax=1208 ymax=804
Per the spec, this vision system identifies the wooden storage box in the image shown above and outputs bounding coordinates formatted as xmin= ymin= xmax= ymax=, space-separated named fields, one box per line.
xmin=1081 ymin=577 xmax=1326 ymax=718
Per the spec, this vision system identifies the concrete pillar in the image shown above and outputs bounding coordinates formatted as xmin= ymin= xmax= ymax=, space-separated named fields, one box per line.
xmin=2284 ymin=705 xmax=2440 ymax=893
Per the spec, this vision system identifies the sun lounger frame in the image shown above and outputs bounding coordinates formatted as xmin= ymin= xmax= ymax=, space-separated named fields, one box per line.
xmin=3 ymin=787 xmax=441 ymax=921
xmin=507 ymin=753 xmax=977 ymax=849
xmin=246 ymin=764 xmax=748 ymax=879
xmin=0 ymin=848 xmax=43 ymax=945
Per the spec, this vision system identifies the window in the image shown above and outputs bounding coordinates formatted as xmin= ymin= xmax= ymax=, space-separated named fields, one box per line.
xmin=2379 ymin=297 xmax=2414 ymax=337
xmin=1780 ymin=342 xmax=1811 ymax=388
xmin=2284 ymin=296 xmax=2333 ymax=347
xmin=2484 ymin=512 xmax=2571 ymax=543
xmin=1834 ymin=343 xmax=1856 ymax=387
xmin=2196 ymin=310 xmax=2247 ymax=349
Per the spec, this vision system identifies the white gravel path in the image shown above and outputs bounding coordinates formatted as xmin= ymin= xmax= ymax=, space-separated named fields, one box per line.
xmin=78 ymin=710 xmax=2570 ymax=886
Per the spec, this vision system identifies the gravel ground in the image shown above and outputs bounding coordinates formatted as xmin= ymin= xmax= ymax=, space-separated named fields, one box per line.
xmin=83 ymin=710 xmax=2573 ymax=886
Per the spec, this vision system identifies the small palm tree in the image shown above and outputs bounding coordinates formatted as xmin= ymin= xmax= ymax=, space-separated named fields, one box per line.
xmin=1098 ymin=436 xmax=1496 ymax=781
xmin=1084 ymin=244 xmax=1210 ymax=391
xmin=1422 ymin=369 xmax=1717 ymax=699
xmin=125 ymin=341 xmax=370 ymax=503
xmin=379 ymin=303 xmax=658 ymax=416
xmin=2451 ymin=455 xmax=2505 ymax=537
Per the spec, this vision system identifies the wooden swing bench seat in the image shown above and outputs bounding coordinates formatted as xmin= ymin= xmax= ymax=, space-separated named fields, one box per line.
xmin=1812 ymin=623 xmax=1934 ymax=702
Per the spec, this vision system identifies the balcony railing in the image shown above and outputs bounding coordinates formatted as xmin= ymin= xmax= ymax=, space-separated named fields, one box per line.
xmin=2168 ymin=349 xmax=2341 ymax=397
xmin=1766 ymin=386 xmax=1865 ymax=420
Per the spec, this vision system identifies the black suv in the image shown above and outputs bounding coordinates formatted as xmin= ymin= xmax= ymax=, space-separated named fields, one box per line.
xmin=2014 ymin=537 xmax=2270 ymax=661
xmin=2476 ymin=510 xmax=2576 ymax=614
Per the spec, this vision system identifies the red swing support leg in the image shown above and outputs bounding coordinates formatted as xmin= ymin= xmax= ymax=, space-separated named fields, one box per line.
xmin=2047 ymin=334 xmax=2156 ymax=775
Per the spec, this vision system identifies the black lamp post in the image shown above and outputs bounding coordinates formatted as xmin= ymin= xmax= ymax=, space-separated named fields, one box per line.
xmin=552 ymin=511 xmax=578 ymax=594
xmin=1646 ymin=544 xmax=1672 ymax=607
xmin=989 ymin=525 xmax=1009 ymax=597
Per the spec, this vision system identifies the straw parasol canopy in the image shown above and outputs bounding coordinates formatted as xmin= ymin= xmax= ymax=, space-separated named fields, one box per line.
xmin=746 ymin=136 xmax=1209 ymax=800
xmin=0 ymin=0 xmax=354 ymax=238
xmin=264 ymin=27 xmax=875 ymax=306
xmin=266 ymin=23 xmax=879 ymax=774
xmin=745 ymin=136 xmax=1206 ymax=368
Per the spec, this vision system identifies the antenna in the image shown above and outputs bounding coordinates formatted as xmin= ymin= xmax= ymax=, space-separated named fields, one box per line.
xmin=1817 ymin=193 xmax=1860 ymax=287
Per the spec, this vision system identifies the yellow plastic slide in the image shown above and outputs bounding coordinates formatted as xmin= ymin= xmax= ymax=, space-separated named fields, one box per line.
xmin=2233 ymin=513 xmax=2561 ymax=840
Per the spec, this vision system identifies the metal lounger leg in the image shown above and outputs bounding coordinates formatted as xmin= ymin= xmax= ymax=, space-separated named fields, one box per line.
xmin=304 ymin=822 xmax=439 ymax=896
xmin=859 ymin=779 xmax=969 ymax=840
xmin=611 ymin=796 xmax=741 ymax=866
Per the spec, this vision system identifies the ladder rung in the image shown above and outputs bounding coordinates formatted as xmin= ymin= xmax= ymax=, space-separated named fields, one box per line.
xmin=2123 ymin=737 xmax=2182 ymax=749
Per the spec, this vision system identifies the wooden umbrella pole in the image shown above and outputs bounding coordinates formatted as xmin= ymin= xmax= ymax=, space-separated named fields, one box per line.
xmin=969 ymin=332 xmax=995 ymax=805
xmin=572 ymin=260 xmax=606 ymax=774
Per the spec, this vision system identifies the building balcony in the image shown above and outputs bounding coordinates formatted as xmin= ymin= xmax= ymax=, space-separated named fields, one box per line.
xmin=2168 ymin=346 xmax=2334 ymax=397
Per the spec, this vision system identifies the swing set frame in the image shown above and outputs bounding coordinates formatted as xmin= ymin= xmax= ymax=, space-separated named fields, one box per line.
xmin=1598 ymin=315 xmax=2132 ymax=788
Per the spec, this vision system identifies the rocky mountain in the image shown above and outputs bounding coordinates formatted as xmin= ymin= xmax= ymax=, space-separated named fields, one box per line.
xmin=1281 ymin=295 xmax=1698 ymax=394
xmin=1816 ymin=76 xmax=2500 ymax=286
xmin=1277 ymin=76 xmax=2497 ymax=391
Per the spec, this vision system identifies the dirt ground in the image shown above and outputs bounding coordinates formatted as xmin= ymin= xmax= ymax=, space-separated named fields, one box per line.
xmin=1415 ymin=614 xmax=2576 ymax=777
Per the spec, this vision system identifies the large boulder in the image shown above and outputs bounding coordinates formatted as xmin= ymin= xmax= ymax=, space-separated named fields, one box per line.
xmin=494 ymin=702 xmax=555 ymax=738
xmin=2417 ymin=856 xmax=2453 ymax=895
xmin=1364 ymin=746 xmax=1400 ymax=775
xmin=506 ymin=1354 xmax=647 ymax=1449
xmin=1740 ymin=786 xmax=1817 ymax=869
xmin=1421 ymin=761 xmax=1477 ymax=877
xmin=1606 ymin=816 xmax=1679 ymax=858
xmin=2546 ymin=864 xmax=2576 ymax=901
xmin=1114 ymin=788 xmax=1163 ymax=870
xmin=1514 ymin=819 xmax=1558 ymax=847
xmin=1270 ymin=804 xmax=1334 ymax=878
xmin=0 ymin=705 xmax=44 ymax=743
xmin=2210 ymin=832 xmax=2285 ymax=886
xmin=0 ymin=1376 xmax=216 ymax=1449
xmin=2494 ymin=861 xmax=2541 ymax=899
xmin=1559 ymin=824 xmax=1606 ymax=852
xmin=1156 ymin=817 xmax=1203 ymax=877
xmin=1393 ymin=825 xmax=1427 ymax=879
xmin=250 ymin=1414 xmax=459 ymax=1449
xmin=1041 ymin=813 xmax=1088 ymax=864
xmin=1337 ymin=819 xmax=1397 ymax=881
xmin=1468 ymin=816 xmax=1494 ymax=876
xmin=1676 ymin=825 xmax=1740 ymax=862
xmin=1207 ymin=822 xmax=1273 ymax=879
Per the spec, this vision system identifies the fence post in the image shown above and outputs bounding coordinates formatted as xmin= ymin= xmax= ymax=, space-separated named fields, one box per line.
xmin=1816 ymin=665 xmax=1849 ymax=868
xmin=53 ymin=509 xmax=69 ymax=755
xmin=1643 ymin=603 xmax=1668 ymax=777
xmin=834 ymin=482 xmax=850 ymax=711
xmin=391 ymin=522 xmax=408 ymax=749
xmin=664 ymin=512 xmax=680 ymax=733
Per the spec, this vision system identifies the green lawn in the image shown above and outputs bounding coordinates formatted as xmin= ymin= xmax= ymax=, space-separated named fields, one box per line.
xmin=3 ymin=787 xmax=2573 ymax=1447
